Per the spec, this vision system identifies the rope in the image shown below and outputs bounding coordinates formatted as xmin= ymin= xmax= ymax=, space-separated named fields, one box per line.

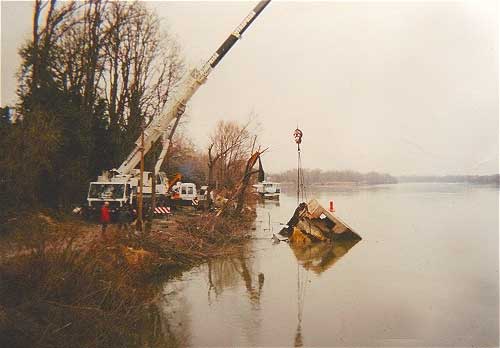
xmin=296 ymin=144 xmax=308 ymax=204
xmin=294 ymin=128 xmax=305 ymax=204
xmin=297 ymin=262 xmax=309 ymax=321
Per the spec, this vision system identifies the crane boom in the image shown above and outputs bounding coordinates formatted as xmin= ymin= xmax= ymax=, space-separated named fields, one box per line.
xmin=117 ymin=0 xmax=271 ymax=175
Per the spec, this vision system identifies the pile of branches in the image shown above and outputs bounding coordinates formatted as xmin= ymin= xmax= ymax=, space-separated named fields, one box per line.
xmin=142 ymin=212 xmax=255 ymax=268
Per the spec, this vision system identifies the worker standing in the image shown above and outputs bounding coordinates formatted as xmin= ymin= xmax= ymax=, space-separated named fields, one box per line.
xmin=209 ymin=190 xmax=215 ymax=209
xmin=100 ymin=202 xmax=111 ymax=236
xmin=117 ymin=204 xmax=130 ymax=233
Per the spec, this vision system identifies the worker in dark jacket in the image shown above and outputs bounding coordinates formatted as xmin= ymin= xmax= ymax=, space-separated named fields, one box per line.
xmin=100 ymin=201 xmax=111 ymax=234
xmin=117 ymin=204 xmax=130 ymax=233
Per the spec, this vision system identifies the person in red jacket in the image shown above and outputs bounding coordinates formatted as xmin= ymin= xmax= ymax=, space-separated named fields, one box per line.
xmin=100 ymin=201 xmax=111 ymax=234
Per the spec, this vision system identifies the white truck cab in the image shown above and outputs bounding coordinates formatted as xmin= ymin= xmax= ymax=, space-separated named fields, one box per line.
xmin=171 ymin=182 xmax=198 ymax=205
xmin=180 ymin=183 xmax=197 ymax=200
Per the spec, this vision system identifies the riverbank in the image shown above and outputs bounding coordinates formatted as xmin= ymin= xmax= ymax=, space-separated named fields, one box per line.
xmin=0 ymin=209 xmax=255 ymax=348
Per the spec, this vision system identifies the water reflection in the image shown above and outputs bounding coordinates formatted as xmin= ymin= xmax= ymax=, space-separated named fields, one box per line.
xmin=290 ymin=239 xmax=361 ymax=347
xmin=207 ymin=248 xmax=264 ymax=308
xmin=158 ymin=282 xmax=192 ymax=347
xmin=290 ymin=239 xmax=361 ymax=275
xmin=262 ymin=199 xmax=280 ymax=208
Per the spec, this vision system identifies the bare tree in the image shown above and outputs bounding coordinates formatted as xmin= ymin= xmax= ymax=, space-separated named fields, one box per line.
xmin=208 ymin=120 xmax=255 ymax=191
xmin=22 ymin=0 xmax=184 ymax=122
xmin=101 ymin=1 xmax=184 ymax=160
xmin=19 ymin=0 xmax=78 ymax=99
xmin=216 ymin=148 xmax=266 ymax=216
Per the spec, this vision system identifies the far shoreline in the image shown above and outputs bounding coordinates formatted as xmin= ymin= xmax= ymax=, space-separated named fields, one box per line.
xmin=277 ymin=181 xmax=499 ymax=187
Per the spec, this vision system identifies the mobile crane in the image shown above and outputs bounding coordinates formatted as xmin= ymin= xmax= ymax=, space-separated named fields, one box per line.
xmin=86 ymin=0 xmax=271 ymax=214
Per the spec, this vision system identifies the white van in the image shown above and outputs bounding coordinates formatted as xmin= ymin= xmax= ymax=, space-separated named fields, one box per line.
xmin=171 ymin=182 xmax=198 ymax=205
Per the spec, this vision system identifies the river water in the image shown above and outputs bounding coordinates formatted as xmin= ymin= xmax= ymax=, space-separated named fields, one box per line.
xmin=159 ymin=183 xmax=499 ymax=347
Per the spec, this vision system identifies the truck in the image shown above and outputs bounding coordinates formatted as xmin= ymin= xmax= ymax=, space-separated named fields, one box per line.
xmin=85 ymin=1 xmax=271 ymax=216
xmin=170 ymin=182 xmax=198 ymax=206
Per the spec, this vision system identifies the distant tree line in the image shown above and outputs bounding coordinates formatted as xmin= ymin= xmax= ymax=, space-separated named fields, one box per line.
xmin=271 ymin=169 xmax=398 ymax=185
xmin=398 ymin=175 xmax=500 ymax=185
xmin=0 ymin=1 xmax=184 ymax=213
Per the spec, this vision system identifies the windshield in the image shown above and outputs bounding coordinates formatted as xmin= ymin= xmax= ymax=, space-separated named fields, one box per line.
xmin=88 ymin=183 xmax=125 ymax=200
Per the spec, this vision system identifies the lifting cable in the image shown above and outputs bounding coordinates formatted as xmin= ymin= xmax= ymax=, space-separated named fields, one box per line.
xmin=294 ymin=128 xmax=308 ymax=204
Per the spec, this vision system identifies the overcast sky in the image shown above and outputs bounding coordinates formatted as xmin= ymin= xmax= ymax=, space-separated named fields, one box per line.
xmin=1 ymin=1 xmax=498 ymax=176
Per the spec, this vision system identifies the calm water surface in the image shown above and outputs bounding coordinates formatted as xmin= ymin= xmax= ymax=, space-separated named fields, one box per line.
xmin=160 ymin=183 xmax=499 ymax=347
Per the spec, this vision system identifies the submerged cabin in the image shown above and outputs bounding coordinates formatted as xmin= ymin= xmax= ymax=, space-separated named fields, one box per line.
xmin=280 ymin=199 xmax=361 ymax=244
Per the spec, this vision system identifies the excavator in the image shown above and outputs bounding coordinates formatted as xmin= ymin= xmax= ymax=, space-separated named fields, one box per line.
xmin=85 ymin=1 xmax=271 ymax=216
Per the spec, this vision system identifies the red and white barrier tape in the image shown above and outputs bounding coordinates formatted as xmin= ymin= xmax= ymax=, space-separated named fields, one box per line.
xmin=154 ymin=206 xmax=171 ymax=214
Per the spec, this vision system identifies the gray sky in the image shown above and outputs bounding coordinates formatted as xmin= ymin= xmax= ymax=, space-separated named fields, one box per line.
xmin=1 ymin=0 xmax=498 ymax=176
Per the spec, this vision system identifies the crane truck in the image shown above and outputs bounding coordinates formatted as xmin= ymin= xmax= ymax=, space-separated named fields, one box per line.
xmin=85 ymin=0 xmax=271 ymax=216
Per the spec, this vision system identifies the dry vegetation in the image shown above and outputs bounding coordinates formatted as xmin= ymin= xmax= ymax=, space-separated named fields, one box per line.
xmin=0 ymin=210 xmax=255 ymax=348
